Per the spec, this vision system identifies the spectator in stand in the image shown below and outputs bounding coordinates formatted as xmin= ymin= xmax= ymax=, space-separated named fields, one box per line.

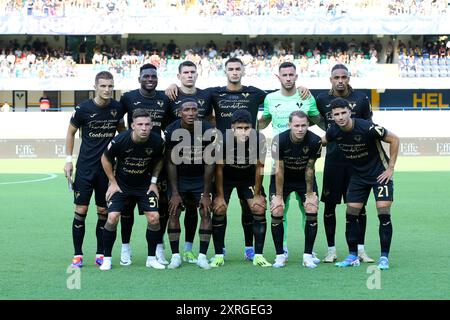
xmin=92 ymin=49 xmax=103 ymax=65
xmin=39 ymin=94 xmax=51 ymax=112
xmin=385 ymin=41 xmax=394 ymax=63
xmin=79 ymin=40 xmax=87 ymax=64
xmin=1 ymin=101 xmax=11 ymax=112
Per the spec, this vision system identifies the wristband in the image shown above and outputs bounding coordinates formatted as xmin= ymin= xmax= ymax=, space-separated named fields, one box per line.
xmin=151 ymin=176 xmax=158 ymax=184
xmin=65 ymin=155 xmax=73 ymax=163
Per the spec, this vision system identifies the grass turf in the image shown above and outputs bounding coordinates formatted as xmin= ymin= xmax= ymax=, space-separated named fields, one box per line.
xmin=0 ymin=158 xmax=449 ymax=300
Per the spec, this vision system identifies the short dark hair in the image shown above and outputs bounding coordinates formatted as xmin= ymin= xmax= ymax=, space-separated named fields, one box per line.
xmin=132 ymin=108 xmax=151 ymax=120
xmin=178 ymin=60 xmax=197 ymax=73
xmin=279 ymin=61 xmax=296 ymax=71
xmin=95 ymin=71 xmax=113 ymax=84
xmin=140 ymin=63 xmax=157 ymax=74
xmin=331 ymin=64 xmax=348 ymax=73
xmin=231 ymin=109 xmax=252 ymax=124
xmin=289 ymin=110 xmax=308 ymax=123
xmin=180 ymin=98 xmax=198 ymax=110
xmin=329 ymin=97 xmax=350 ymax=110
xmin=225 ymin=57 xmax=243 ymax=67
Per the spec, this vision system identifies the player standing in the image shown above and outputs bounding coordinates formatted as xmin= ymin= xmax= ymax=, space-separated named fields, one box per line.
xmin=64 ymin=71 xmax=125 ymax=268
xmin=315 ymin=64 xmax=374 ymax=263
xmin=165 ymin=99 xmax=216 ymax=270
xmin=119 ymin=63 xmax=171 ymax=266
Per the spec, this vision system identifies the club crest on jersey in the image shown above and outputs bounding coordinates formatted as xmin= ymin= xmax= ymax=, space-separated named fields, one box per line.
xmin=242 ymin=93 xmax=250 ymax=98
xmin=74 ymin=191 xmax=81 ymax=199
xmin=303 ymin=146 xmax=309 ymax=154
xmin=198 ymin=99 xmax=205 ymax=107
xmin=157 ymin=101 xmax=164 ymax=107
xmin=354 ymin=135 xmax=362 ymax=142
xmin=348 ymin=103 xmax=356 ymax=110
xmin=145 ymin=148 xmax=153 ymax=155
xmin=110 ymin=109 xmax=117 ymax=118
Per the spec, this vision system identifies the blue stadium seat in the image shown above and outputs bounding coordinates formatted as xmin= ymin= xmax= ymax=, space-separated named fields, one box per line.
xmin=415 ymin=66 xmax=424 ymax=77
xmin=439 ymin=66 xmax=449 ymax=77
xmin=407 ymin=68 xmax=416 ymax=77
xmin=431 ymin=65 xmax=439 ymax=75
xmin=399 ymin=67 xmax=408 ymax=77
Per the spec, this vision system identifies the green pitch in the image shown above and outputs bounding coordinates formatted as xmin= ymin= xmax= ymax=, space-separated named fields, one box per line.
xmin=0 ymin=158 xmax=449 ymax=300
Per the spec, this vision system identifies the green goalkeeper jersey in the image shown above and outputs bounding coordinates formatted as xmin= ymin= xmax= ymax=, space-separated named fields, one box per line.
xmin=262 ymin=90 xmax=319 ymax=135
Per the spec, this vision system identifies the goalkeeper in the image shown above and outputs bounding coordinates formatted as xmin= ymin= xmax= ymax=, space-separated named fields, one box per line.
xmin=269 ymin=111 xmax=322 ymax=269
xmin=258 ymin=61 xmax=320 ymax=262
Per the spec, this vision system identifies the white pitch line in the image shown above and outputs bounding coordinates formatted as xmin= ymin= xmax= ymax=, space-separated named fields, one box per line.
xmin=0 ymin=173 xmax=58 ymax=185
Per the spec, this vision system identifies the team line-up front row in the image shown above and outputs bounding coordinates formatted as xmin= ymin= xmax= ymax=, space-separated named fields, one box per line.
xmin=64 ymin=61 xmax=399 ymax=272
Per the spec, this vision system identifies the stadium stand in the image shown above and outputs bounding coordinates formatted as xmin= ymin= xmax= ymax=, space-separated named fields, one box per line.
xmin=1 ymin=0 xmax=448 ymax=17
